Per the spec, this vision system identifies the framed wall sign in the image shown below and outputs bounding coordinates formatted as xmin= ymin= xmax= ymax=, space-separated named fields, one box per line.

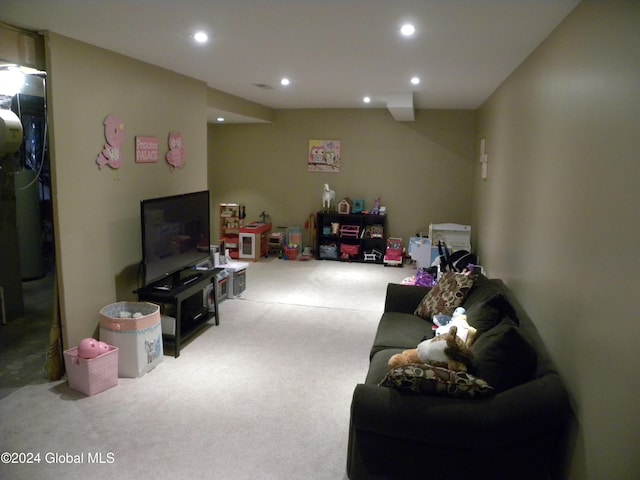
xmin=135 ymin=136 xmax=159 ymax=163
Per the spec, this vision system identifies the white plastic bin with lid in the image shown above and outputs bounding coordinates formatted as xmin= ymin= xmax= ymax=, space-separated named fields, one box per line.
xmin=225 ymin=261 xmax=248 ymax=299
xmin=99 ymin=301 xmax=163 ymax=378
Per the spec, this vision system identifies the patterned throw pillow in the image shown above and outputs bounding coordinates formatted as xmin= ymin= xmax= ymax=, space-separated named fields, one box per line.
xmin=414 ymin=272 xmax=476 ymax=320
xmin=379 ymin=364 xmax=494 ymax=398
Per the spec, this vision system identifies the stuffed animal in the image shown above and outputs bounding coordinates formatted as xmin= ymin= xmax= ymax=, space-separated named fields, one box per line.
xmin=435 ymin=309 xmax=478 ymax=347
xmin=388 ymin=326 xmax=474 ymax=372
xmin=433 ymin=306 xmax=466 ymax=328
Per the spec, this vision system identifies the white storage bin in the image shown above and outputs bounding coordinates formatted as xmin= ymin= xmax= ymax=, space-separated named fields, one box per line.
xmin=99 ymin=301 xmax=163 ymax=378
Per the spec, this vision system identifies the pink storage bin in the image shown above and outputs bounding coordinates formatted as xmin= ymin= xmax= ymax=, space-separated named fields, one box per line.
xmin=63 ymin=345 xmax=118 ymax=396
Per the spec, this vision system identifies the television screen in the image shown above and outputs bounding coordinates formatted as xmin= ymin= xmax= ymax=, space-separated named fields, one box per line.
xmin=140 ymin=190 xmax=210 ymax=285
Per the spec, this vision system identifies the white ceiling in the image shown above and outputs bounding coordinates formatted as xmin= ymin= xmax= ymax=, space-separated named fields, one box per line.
xmin=1 ymin=0 xmax=580 ymax=122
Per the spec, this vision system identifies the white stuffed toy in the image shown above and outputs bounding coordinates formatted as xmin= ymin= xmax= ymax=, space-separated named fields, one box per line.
xmin=388 ymin=325 xmax=474 ymax=372
xmin=435 ymin=307 xmax=477 ymax=347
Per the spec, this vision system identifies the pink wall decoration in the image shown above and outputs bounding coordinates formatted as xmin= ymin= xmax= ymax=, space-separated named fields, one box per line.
xmin=96 ymin=114 xmax=126 ymax=170
xmin=135 ymin=136 xmax=159 ymax=163
xmin=165 ymin=132 xmax=185 ymax=170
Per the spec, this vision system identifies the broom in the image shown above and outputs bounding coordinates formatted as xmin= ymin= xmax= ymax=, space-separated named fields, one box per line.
xmin=45 ymin=272 xmax=64 ymax=380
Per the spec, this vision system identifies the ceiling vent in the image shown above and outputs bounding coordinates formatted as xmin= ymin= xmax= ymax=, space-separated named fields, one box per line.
xmin=386 ymin=92 xmax=414 ymax=122
xmin=252 ymin=83 xmax=274 ymax=90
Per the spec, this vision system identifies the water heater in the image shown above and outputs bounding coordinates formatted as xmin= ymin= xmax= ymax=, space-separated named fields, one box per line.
xmin=0 ymin=109 xmax=24 ymax=154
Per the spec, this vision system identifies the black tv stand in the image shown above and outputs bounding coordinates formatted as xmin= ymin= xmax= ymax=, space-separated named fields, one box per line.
xmin=135 ymin=268 xmax=219 ymax=357
xmin=177 ymin=272 xmax=202 ymax=287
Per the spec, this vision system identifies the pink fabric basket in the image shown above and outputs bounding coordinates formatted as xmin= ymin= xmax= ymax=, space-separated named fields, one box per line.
xmin=63 ymin=345 xmax=119 ymax=396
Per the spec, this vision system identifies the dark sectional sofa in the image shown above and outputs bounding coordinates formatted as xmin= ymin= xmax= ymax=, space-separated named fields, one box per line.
xmin=347 ymin=274 xmax=572 ymax=480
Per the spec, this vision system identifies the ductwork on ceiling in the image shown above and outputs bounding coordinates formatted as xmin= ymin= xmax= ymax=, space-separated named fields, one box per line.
xmin=386 ymin=92 xmax=415 ymax=122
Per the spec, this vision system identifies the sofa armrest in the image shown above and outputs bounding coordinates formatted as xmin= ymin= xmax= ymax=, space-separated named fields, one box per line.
xmin=383 ymin=283 xmax=430 ymax=314
xmin=351 ymin=373 xmax=571 ymax=448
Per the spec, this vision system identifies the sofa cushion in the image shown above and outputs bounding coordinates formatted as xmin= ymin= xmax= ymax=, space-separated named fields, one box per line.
xmin=414 ymin=272 xmax=475 ymax=320
xmin=366 ymin=348 xmax=404 ymax=385
xmin=465 ymin=292 xmax=518 ymax=333
xmin=370 ymin=312 xmax=434 ymax=358
xmin=471 ymin=320 xmax=537 ymax=393
xmin=379 ymin=363 xmax=494 ymax=398
xmin=463 ymin=276 xmax=518 ymax=329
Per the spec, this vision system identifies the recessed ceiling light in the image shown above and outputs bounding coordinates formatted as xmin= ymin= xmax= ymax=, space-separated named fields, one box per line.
xmin=400 ymin=23 xmax=415 ymax=37
xmin=193 ymin=31 xmax=209 ymax=43
xmin=363 ymin=96 xmax=371 ymax=104
xmin=217 ymin=117 xmax=225 ymax=122
xmin=280 ymin=78 xmax=290 ymax=86
xmin=410 ymin=77 xmax=420 ymax=85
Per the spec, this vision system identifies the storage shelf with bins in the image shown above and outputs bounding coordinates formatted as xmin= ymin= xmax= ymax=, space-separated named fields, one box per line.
xmin=316 ymin=211 xmax=387 ymax=263
xmin=219 ymin=203 xmax=245 ymax=259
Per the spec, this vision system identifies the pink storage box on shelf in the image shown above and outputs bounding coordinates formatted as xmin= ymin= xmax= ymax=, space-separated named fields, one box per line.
xmin=63 ymin=345 xmax=119 ymax=396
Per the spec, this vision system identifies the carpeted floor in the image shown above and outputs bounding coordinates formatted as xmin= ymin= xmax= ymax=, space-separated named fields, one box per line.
xmin=0 ymin=258 xmax=411 ymax=479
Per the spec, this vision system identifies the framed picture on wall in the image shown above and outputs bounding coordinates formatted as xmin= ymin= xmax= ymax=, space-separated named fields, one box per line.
xmin=308 ymin=139 xmax=341 ymax=173
xmin=135 ymin=136 xmax=159 ymax=163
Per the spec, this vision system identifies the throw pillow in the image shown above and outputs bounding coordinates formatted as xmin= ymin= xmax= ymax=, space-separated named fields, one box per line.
xmin=414 ymin=272 xmax=475 ymax=320
xmin=470 ymin=321 xmax=537 ymax=393
xmin=463 ymin=277 xmax=519 ymax=327
xmin=465 ymin=292 xmax=517 ymax=332
xmin=379 ymin=364 xmax=494 ymax=398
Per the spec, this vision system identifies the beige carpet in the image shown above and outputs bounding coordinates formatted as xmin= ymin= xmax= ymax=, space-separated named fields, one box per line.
xmin=0 ymin=258 xmax=411 ymax=480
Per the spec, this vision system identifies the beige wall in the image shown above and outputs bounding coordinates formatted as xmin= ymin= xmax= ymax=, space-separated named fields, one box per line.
xmin=46 ymin=33 xmax=208 ymax=347
xmin=473 ymin=2 xmax=640 ymax=478
xmin=208 ymin=108 xmax=476 ymax=245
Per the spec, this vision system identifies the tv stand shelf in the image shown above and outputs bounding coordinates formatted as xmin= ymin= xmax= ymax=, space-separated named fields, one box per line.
xmin=136 ymin=269 xmax=219 ymax=358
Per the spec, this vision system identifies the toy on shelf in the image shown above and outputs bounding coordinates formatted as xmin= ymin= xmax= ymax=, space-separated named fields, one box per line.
xmin=339 ymin=225 xmax=360 ymax=238
xmin=363 ymin=248 xmax=383 ymax=262
xmin=337 ymin=197 xmax=353 ymax=214
xmin=383 ymin=237 xmax=403 ymax=267
xmin=371 ymin=196 xmax=381 ymax=214
xmin=364 ymin=224 xmax=384 ymax=239
xmin=322 ymin=184 xmax=335 ymax=211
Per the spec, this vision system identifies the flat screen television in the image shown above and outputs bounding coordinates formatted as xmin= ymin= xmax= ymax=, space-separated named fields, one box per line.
xmin=140 ymin=190 xmax=210 ymax=286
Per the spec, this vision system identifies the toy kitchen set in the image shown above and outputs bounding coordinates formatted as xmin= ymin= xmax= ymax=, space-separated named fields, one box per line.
xmin=215 ymin=203 xmax=273 ymax=302
xmin=213 ymin=220 xmax=272 ymax=301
